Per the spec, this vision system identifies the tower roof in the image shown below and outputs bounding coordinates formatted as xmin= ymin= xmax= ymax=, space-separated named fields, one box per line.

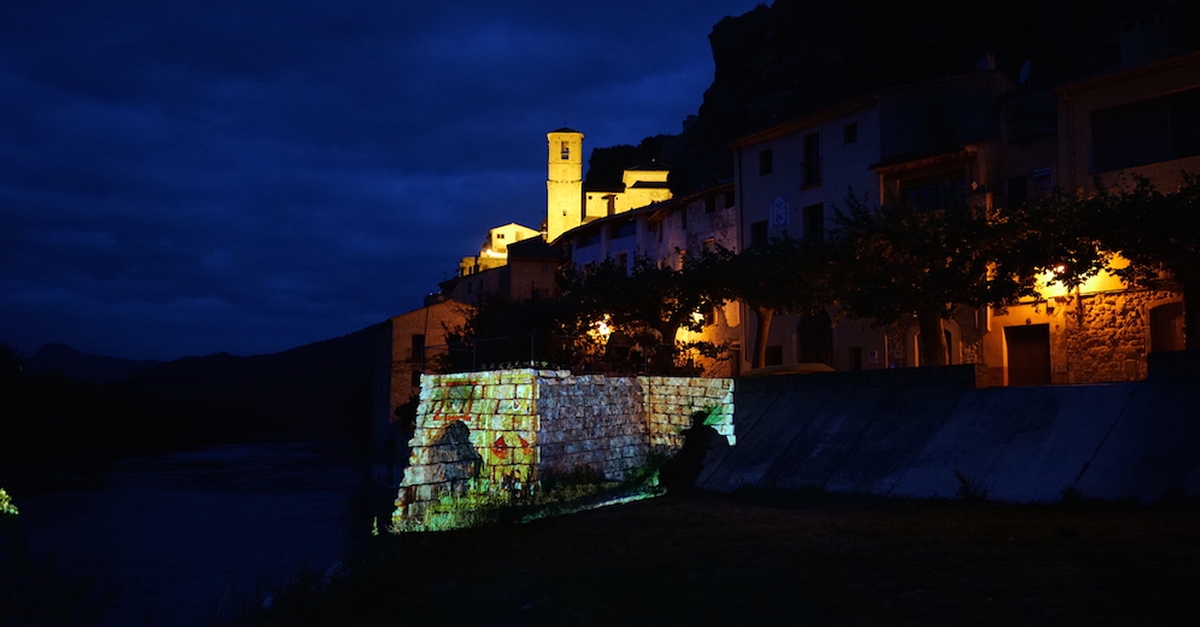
xmin=549 ymin=127 xmax=581 ymax=134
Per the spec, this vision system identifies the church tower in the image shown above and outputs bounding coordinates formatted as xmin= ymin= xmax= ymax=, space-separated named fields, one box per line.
xmin=545 ymin=128 xmax=584 ymax=242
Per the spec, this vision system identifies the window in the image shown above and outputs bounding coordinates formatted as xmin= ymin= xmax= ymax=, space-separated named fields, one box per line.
xmin=1032 ymin=167 xmax=1052 ymax=197
xmin=759 ymin=149 xmax=773 ymax=176
xmin=843 ymin=122 xmax=858 ymax=144
xmin=1091 ymin=87 xmax=1200 ymax=172
xmin=579 ymin=227 xmax=601 ymax=247
xmin=750 ymin=220 xmax=768 ymax=248
xmin=803 ymin=203 xmax=825 ymax=241
xmin=410 ymin=334 xmax=425 ymax=361
xmin=560 ymin=141 xmax=570 ymax=160
xmin=1005 ymin=175 xmax=1028 ymax=207
xmin=802 ymin=132 xmax=821 ymax=185
xmin=611 ymin=220 xmax=636 ymax=239
xmin=613 ymin=252 xmax=628 ymax=276
xmin=705 ymin=195 xmax=716 ymax=213
xmin=765 ymin=346 xmax=784 ymax=367
xmin=848 ymin=346 xmax=863 ymax=371
xmin=496 ymin=233 xmax=505 ymax=240
xmin=902 ymin=174 xmax=966 ymax=211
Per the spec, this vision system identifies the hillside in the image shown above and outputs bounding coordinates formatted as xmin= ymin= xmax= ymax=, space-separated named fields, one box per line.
xmin=1 ymin=325 xmax=385 ymax=473
xmin=23 ymin=343 xmax=162 ymax=383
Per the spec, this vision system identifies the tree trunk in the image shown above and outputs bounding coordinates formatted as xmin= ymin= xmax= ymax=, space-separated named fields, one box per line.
xmin=751 ymin=306 xmax=774 ymax=369
xmin=1184 ymin=280 xmax=1200 ymax=351
xmin=916 ymin=309 xmax=948 ymax=367
xmin=656 ymin=321 xmax=682 ymax=374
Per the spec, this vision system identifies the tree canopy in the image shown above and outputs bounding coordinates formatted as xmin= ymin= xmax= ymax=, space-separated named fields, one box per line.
xmin=1084 ymin=174 xmax=1200 ymax=349
xmin=830 ymin=195 xmax=1050 ymax=365
xmin=715 ymin=237 xmax=835 ymax=369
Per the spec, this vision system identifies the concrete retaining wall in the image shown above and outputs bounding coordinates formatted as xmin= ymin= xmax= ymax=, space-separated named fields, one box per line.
xmin=700 ymin=352 xmax=1200 ymax=503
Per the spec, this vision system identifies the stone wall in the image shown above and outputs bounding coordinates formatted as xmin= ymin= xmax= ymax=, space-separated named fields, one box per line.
xmin=1062 ymin=289 xmax=1178 ymax=383
xmin=393 ymin=369 xmax=734 ymax=532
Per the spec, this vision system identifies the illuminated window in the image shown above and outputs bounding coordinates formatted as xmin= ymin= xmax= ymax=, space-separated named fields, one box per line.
xmin=560 ymin=141 xmax=570 ymax=160
xmin=496 ymin=233 xmax=505 ymax=240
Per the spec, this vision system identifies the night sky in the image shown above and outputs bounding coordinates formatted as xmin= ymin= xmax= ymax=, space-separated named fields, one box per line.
xmin=1 ymin=0 xmax=762 ymax=361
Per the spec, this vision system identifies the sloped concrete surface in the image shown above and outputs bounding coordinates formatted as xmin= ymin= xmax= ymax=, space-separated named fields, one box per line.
xmin=701 ymin=352 xmax=1200 ymax=503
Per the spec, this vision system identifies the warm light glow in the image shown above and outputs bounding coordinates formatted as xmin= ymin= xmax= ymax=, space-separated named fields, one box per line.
xmin=1035 ymin=257 xmax=1130 ymax=299
xmin=590 ymin=315 xmax=613 ymax=342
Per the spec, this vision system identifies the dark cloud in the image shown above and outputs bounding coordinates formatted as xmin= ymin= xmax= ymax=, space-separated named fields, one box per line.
xmin=0 ymin=0 xmax=760 ymax=360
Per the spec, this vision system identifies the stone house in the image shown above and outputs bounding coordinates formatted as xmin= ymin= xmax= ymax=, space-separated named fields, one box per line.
xmin=981 ymin=50 xmax=1200 ymax=385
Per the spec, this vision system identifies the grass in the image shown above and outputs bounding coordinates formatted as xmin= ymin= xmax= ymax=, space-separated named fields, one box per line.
xmin=235 ymin=491 xmax=1200 ymax=626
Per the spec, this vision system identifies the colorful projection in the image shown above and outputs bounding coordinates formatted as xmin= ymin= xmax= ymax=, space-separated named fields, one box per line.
xmin=391 ymin=369 xmax=734 ymax=532
xmin=0 ymin=488 xmax=16 ymax=516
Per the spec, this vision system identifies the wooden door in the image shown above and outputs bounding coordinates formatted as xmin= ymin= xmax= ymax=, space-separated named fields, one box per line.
xmin=1006 ymin=324 xmax=1051 ymax=386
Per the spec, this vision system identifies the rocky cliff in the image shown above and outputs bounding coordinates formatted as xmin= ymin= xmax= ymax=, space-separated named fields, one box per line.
xmin=590 ymin=0 xmax=1198 ymax=195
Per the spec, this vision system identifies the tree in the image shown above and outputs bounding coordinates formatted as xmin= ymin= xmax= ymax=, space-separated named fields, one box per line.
xmin=559 ymin=253 xmax=730 ymax=374
xmin=443 ymin=295 xmax=579 ymax=371
xmin=1089 ymin=174 xmax=1200 ymax=349
xmin=716 ymin=238 xmax=834 ymax=369
xmin=831 ymin=195 xmax=1046 ymax=366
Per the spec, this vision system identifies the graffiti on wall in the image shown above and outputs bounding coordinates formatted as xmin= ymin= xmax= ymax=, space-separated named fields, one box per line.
xmin=392 ymin=369 xmax=734 ymax=532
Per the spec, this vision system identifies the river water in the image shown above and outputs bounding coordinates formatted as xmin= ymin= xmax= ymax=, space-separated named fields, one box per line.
xmin=11 ymin=441 xmax=374 ymax=626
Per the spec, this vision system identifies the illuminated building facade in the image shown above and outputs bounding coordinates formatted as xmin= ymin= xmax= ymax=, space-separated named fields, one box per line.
xmin=371 ymin=296 xmax=468 ymax=485
xmin=545 ymin=128 xmax=671 ymax=243
xmin=979 ymin=51 xmax=1200 ymax=385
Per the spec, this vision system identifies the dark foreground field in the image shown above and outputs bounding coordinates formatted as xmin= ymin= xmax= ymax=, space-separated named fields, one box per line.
xmin=245 ymin=492 xmax=1200 ymax=626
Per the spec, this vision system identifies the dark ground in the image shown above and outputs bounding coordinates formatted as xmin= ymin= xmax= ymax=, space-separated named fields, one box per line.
xmin=244 ymin=490 xmax=1200 ymax=626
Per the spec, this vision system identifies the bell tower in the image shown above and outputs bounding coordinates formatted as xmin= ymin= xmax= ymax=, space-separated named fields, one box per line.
xmin=546 ymin=128 xmax=584 ymax=242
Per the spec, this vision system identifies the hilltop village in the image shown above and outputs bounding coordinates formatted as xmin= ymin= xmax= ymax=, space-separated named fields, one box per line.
xmin=378 ymin=39 xmax=1198 ymax=414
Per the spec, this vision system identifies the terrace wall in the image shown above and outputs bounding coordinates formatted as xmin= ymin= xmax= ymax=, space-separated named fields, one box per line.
xmin=393 ymin=369 xmax=733 ymax=531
